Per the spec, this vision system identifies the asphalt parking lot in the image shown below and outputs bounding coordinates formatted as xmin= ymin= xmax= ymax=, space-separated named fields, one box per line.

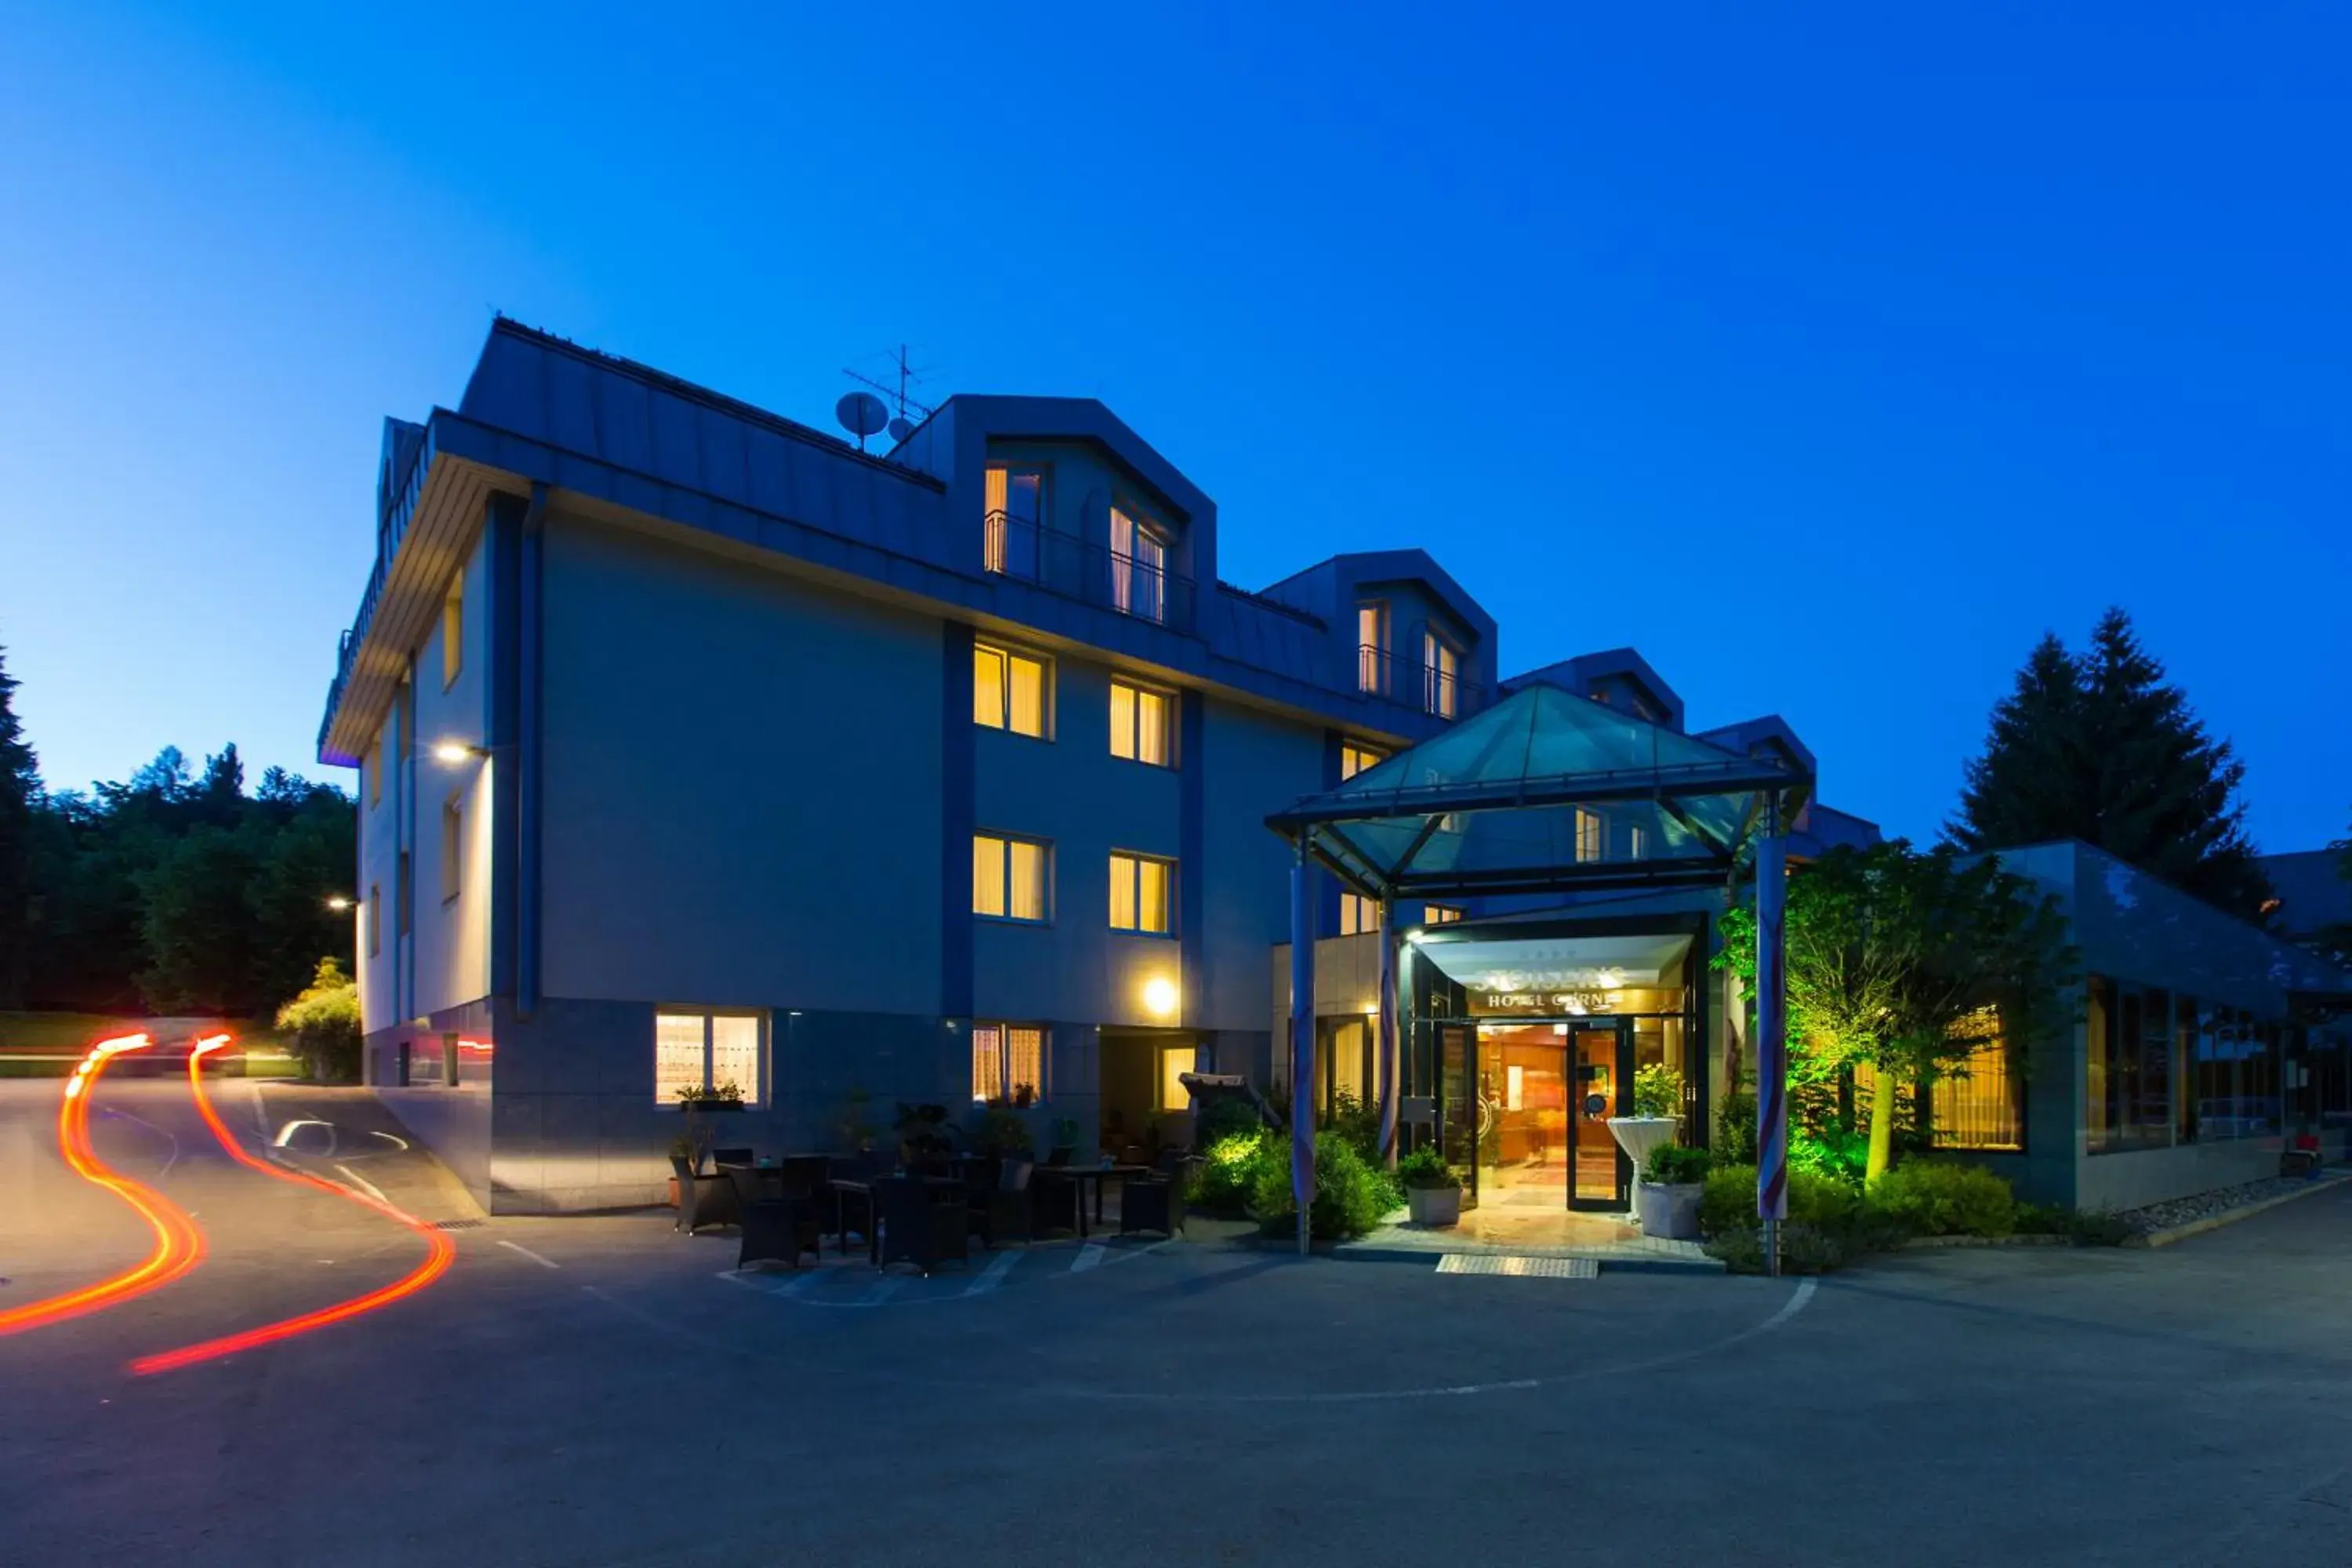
xmin=5 ymin=1074 xmax=2350 ymax=1567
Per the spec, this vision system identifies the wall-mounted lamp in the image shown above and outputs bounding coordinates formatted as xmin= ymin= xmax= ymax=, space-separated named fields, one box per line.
xmin=431 ymin=741 xmax=484 ymax=765
xmin=1142 ymin=977 xmax=1179 ymax=1018
xmin=325 ymin=895 xmax=354 ymax=913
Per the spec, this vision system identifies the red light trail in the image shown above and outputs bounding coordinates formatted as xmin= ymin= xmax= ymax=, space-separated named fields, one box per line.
xmin=129 ymin=1036 xmax=457 ymax=1376
xmin=0 ymin=1033 xmax=207 ymax=1338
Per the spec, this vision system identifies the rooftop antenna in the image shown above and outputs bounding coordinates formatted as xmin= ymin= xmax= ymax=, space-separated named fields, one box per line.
xmin=842 ymin=343 xmax=936 ymax=448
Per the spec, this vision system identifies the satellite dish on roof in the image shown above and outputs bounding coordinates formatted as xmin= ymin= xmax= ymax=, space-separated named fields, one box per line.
xmin=836 ymin=391 xmax=888 ymax=450
xmin=887 ymin=415 xmax=914 ymax=445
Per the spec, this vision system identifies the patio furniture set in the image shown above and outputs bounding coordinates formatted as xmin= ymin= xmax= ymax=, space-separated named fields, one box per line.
xmin=670 ymin=1147 xmax=1189 ymax=1274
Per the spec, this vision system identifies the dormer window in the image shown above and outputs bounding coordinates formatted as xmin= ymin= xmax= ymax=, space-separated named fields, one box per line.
xmin=1357 ymin=603 xmax=1389 ymax=695
xmin=984 ymin=466 xmax=1044 ymax=579
xmin=1424 ymin=630 xmax=1460 ymax=718
xmin=1109 ymin=506 xmax=1167 ymax=622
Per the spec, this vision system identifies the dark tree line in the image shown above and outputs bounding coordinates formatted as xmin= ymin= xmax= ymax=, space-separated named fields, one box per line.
xmin=0 ymin=641 xmax=354 ymax=1016
xmin=1947 ymin=608 xmax=2273 ymax=919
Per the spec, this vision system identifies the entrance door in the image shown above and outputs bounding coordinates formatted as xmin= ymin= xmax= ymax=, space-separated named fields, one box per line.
xmin=1472 ymin=1025 xmax=1570 ymax=1209
xmin=1568 ymin=1021 xmax=1634 ymax=1210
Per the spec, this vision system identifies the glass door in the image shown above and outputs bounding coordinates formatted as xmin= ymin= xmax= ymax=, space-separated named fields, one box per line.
xmin=1569 ymin=1021 xmax=1633 ymax=1210
xmin=1472 ymin=1025 xmax=1570 ymax=1210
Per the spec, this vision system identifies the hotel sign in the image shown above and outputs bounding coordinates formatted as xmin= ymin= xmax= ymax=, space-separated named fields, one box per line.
xmin=1469 ymin=988 xmax=1619 ymax=1017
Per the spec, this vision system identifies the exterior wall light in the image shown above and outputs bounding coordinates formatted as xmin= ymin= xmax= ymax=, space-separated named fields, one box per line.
xmin=325 ymin=895 xmax=354 ymax=913
xmin=431 ymin=741 xmax=481 ymax=765
xmin=1142 ymin=977 xmax=1179 ymax=1018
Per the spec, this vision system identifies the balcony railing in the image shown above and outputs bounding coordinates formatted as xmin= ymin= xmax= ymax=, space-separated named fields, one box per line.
xmin=1355 ymin=643 xmax=1485 ymax=720
xmin=317 ymin=423 xmax=440 ymax=758
xmin=983 ymin=510 xmax=1196 ymax=633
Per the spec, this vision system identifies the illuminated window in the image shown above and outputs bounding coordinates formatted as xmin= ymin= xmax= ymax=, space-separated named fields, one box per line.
xmin=1110 ymin=679 xmax=1174 ymax=766
xmin=1340 ymin=741 xmax=1385 ymax=780
xmin=1356 ymin=604 xmax=1389 ymax=693
xmin=975 ymin=642 xmax=1049 ymax=738
xmin=1110 ymin=851 xmax=1174 ymax=935
xmin=983 ymin=466 xmax=1044 ymax=578
xmin=972 ymin=1022 xmax=1047 ymax=1104
xmin=1340 ymin=892 xmax=1381 ymax=935
xmin=367 ymin=882 xmax=380 ymax=957
xmin=441 ymin=571 xmax=463 ymax=689
xmin=1424 ymin=631 xmax=1459 ymax=717
xmin=1425 ymin=903 xmax=1465 ymax=925
xmin=973 ymin=833 xmax=1051 ymax=923
xmin=1575 ymin=809 xmax=1602 ymax=863
xmin=440 ymin=794 xmax=463 ymax=902
xmin=1110 ymin=506 xmax=1167 ymax=622
xmin=1630 ymin=826 xmax=1648 ymax=860
xmin=653 ymin=1009 xmax=767 ymax=1107
xmin=1930 ymin=1007 xmax=2023 ymax=1152
xmin=1160 ymin=1045 xmax=1196 ymax=1110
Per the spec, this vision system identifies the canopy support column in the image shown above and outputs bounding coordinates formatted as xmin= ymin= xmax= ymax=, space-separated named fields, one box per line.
xmin=1290 ymin=838 xmax=1316 ymax=1257
xmin=1377 ymin=901 xmax=1399 ymax=1167
xmin=1755 ymin=807 xmax=1789 ymax=1278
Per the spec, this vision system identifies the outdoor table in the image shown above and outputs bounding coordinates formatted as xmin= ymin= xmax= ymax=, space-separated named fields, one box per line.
xmin=829 ymin=1174 xmax=964 ymax=1264
xmin=1033 ymin=1163 xmax=1155 ymax=1237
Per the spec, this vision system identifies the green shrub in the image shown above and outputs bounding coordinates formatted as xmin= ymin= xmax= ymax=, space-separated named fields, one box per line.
xmin=1871 ymin=1161 xmax=2016 ymax=1238
xmin=1644 ymin=1143 xmax=1712 ymax=1185
xmin=1698 ymin=1160 xmax=1908 ymax=1268
xmin=1699 ymin=1162 xmax=1759 ymax=1236
xmin=1249 ymin=1130 xmax=1392 ymax=1240
xmin=274 ymin=958 xmax=359 ymax=1082
xmin=968 ymin=1106 xmax=1033 ymax=1160
xmin=1396 ymin=1145 xmax=1458 ymax=1190
xmin=1715 ymin=1090 xmax=1758 ymax=1163
xmin=1327 ymin=1087 xmax=1384 ymax=1165
xmin=1631 ymin=1063 xmax=1683 ymax=1118
xmin=1790 ymin=1127 xmax=1868 ymax=1184
xmin=1707 ymin=1221 xmax=1852 ymax=1275
xmin=1185 ymin=1128 xmax=1271 ymax=1217
xmin=1195 ymin=1094 xmax=1265 ymax=1149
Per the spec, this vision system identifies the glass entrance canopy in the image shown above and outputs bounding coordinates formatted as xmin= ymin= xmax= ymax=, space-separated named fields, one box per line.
xmin=1265 ymin=683 xmax=1811 ymax=899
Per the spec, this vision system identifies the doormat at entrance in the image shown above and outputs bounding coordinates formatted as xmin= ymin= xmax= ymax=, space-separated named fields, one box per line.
xmin=1435 ymin=1254 xmax=1598 ymax=1279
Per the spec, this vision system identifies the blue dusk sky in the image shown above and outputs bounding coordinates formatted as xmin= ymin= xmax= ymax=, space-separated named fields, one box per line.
xmin=2 ymin=4 xmax=2344 ymax=849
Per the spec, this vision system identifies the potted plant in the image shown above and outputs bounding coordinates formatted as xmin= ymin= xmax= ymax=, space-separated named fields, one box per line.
xmin=833 ymin=1082 xmax=880 ymax=1158
xmin=1047 ymin=1115 xmax=1080 ymax=1166
xmin=1607 ymin=1063 xmax=1682 ymax=1185
xmin=1638 ymin=1142 xmax=1711 ymax=1239
xmin=1398 ymin=1145 xmax=1462 ymax=1227
xmin=971 ymin=1105 xmax=1035 ymax=1160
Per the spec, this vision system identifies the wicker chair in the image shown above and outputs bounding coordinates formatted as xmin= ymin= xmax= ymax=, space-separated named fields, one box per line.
xmin=970 ymin=1159 xmax=1034 ymax=1248
xmin=877 ymin=1176 xmax=968 ymax=1274
xmin=1119 ymin=1173 xmax=1181 ymax=1239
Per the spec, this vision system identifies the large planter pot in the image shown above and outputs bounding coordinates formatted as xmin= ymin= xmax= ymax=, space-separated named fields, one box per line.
xmin=1606 ymin=1116 xmax=1679 ymax=1184
xmin=1406 ymin=1184 xmax=1462 ymax=1227
xmin=1636 ymin=1179 xmax=1704 ymax=1240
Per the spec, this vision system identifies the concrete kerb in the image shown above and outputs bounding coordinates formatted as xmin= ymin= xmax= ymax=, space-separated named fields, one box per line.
xmin=2126 ymin=1170 xmax=2352 ymax=1249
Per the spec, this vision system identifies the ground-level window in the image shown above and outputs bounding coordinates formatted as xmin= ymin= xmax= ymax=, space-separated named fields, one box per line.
xmin=1160 ymin=1044 xmax=1196 ymax=1112
xmin=654 ymin=1009 xmax=765 ymax=1107
xmin=1109 ymin=851 xmax=1174 ymax=935
xmin=974 ymin=833 xmax=1051 ymax=922
xmin=2089 ymin=976 xmax=2185 ymax=1152
xmin=974 ymin=641 xmax=1050 ymax=738
xmin=971 ymin=1023 xmax=1046 ymax=1105
xmin=1341 ymin=740 xmax=1385 ymax=780
xmin=1574 ymin=809 xmax=1602 ymax=863
xmin=1929 ymin=1007 xmax=2023 ymax=1152
xmin=1340 ymin=891 xmax=1381 ymax=936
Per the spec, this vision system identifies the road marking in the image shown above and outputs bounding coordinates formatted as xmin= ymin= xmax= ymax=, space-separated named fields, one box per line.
xmin=335 ymin=1163 xmax=390 ymax=1204
xmin=104 ymin=1107 xmax=182 ymax=1178
xmin=855 ymin=1276 xmax=906 ymax=1306
xmin=964 ymin=1250 xmax=1022 ymax=1296
xmin=1436 ymin=1254 xmax=1597 ymax=1279
xmin=247 ymin=1084 xmax=270 ymax=1141
xmin=496 ymin=1240 xmax=561 ymax=1269
xmin=766 ymin=1270 xmax=819 ymax=1298
xmin=1070 ymin=1243 xmax=1107 ymax=1274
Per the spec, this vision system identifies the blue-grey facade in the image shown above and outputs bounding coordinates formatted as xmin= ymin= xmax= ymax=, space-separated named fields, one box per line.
xmin=324 ymin=320 xmax=1509 ymax=1212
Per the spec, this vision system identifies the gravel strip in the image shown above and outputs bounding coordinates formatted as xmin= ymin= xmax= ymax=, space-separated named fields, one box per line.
xmin=2116 ymin=1171 xmax=2340 ymax=1236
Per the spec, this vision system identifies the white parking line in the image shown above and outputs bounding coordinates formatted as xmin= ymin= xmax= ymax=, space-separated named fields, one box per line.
xmin=1070 ymin=1243 xmax=1107 ymax=1274
xmin=855 ymin=1276 xmax=906 ymax=1306
xmin=334 ymin=1163 xmax=390 ymax=1203
xmin=497 ymin=1239 xmax=561 ymax=1269
xmin=964 ymin=1250 xmax=1022 ymax=1297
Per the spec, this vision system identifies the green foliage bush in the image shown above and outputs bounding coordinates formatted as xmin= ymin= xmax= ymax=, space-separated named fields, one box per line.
xmin=1249 ymin=1130 xmax=1392 ymax=1240
xmin=1194 ymin=1093 xmax=1265 ymax=1149
xmin=968 ymin=1106 xmax=1034 ymax=1160
xmin=1327 ymin=1088 xmax=1384 ymax=1165
xmin=273 ymin=956 xmax=359 ymax=1082
xmin=1715 ymin=1090 xmax=1758 ymax=1163
xmin=1396 ymin=1145 xmax=1458 ymax=1190
xmin=1699 ymin=1160 xmax=1908 ymax=1272
xmin=1871 ymin=1161 xmax=2016 ymax=1238
xmin=1631 ymin=1063 xmax=1683 ymax=1118
xmin=1643 ymin=1143 xmax=1712 ymax=1185
xmin=1185 ymin=1129 xmax=1272 ymax=1217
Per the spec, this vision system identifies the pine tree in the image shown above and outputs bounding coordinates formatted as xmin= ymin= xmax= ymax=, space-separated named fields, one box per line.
xmin=1949 ymin=608 xmax=2271 ymax=918
xmin=0 ymin=641 xmax=38 ymax=1008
